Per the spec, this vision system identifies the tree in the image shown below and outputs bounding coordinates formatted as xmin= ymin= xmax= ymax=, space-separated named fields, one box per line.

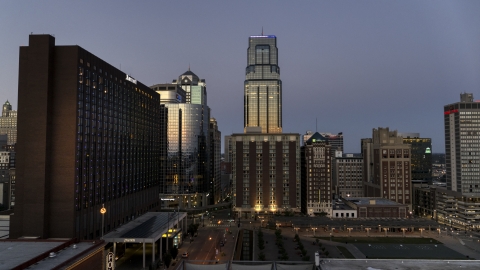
xmin=315 ymin=238 xmax=319 ymax=245
xmin=188 ymin=223 xmax=200 ymax=237
xmin=163 ymin=253 xmax=172 ymax=268
xmin=170 ymin=246 xmax=179 ymax=259
xmin=302 ymin=255 xmax=310 ymax=261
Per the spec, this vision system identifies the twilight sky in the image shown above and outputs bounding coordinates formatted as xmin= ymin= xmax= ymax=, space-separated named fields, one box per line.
xmin=1 ymin=1 xmax=480 ymax=153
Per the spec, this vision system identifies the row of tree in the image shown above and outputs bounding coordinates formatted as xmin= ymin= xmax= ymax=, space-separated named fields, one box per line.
xmin=294 ymin=234 xmax=310 ymax=261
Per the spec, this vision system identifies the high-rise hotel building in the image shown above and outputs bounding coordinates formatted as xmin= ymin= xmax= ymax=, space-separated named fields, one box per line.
xmin=444 ymin=93 xmax=480 ymax=195
xmin=11 ymin=35 xmax=165 ymax=239
xmin=244 ymin=35 xmax=282 ymax=133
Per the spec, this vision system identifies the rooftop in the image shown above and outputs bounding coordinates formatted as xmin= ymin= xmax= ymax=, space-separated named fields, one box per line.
xmin=345 ymin=197 xmax=403 ymax=206
xmin=0 ymin=239 xmax=104 ymax=269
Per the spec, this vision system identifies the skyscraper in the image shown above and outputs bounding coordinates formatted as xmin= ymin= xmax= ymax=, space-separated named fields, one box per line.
xmin=151 ymin=70 xmax=213 ymax=208
xmin=398 ymin=132 xmax=432 ymax=184
xmin=0 ymin=101 xmax=17 ymax=145
xmin=444 ymin=93 xmax=480 ymax=195
xmin=244 ymin=35 xmax=282 ymax=133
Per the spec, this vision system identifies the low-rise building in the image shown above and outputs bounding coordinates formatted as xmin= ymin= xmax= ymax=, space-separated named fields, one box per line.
xmin=342 ymin=197 xmax=408 ymax=218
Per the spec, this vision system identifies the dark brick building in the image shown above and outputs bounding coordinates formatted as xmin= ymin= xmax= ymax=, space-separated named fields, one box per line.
xmin=10 ymin=35 xmax=165 ymax=240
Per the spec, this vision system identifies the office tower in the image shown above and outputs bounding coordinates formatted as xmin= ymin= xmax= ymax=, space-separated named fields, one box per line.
xmin=334 ymin=154 xmax=363 ymax=198
xmin=209 ymin=118 xmax=221 ymax=204
xmin=177 ymin=69 xmax=207 ymax=105
xmin=398 ymin=133 xmax=432 ymax=184
xmin=244 ymin=35 xmax=282 ymax=133
xmin=11 ymin=35 xmax=164 ymax=239
xmin=321 ymin=132 xmax=344 ymax=155
xmin=151 ymin=71 xmax=213 ymax=208
xmin=301 ymin=132 xmax=332 ymax=216
xmin=231 ymin=133 xmax=300 ymax=216
xmin=362 ymin=127 xmax=412 ymax=209
xmin=160 ymin=103 xmax=209 ymax=195
xmin=444 ymin=93 xmax=480 ymax=195
xmin=0 ymin=101 xmax=17 ymax=145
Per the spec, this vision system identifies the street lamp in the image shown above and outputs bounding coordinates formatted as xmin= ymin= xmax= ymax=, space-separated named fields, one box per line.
xmin=100 ymin=204 xmax=106 ymax=239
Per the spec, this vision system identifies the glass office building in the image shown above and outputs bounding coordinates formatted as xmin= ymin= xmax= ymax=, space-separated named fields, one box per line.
xmin=163 ymin=103 xmax=210 ymax=196
xmin=244 ymin=35 xmax=282 ymax=133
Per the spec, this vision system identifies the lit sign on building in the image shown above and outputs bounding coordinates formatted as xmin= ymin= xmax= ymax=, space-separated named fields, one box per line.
xmin=176 ymin=93 xmax=182 ymax=103
xmin=425 ymin=147 xmax=431 ymax=154
xmin=125 ymin=74 xmax=137 ymax=84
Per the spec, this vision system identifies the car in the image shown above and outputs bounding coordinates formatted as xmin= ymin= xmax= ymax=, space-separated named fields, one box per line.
xmin=220 ymin=241 xmax=224 ymax=247
xmin=182 ymin=252 xmax=189 ymax=258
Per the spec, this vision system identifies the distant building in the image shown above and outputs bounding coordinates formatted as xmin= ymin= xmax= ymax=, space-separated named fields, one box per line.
xmin=220 ymin=161 xmax=232 ymax=201
xmin=444 ymin=93 xmax=480 ymax=195
xmin=362 ymin=127 xmax=412 ymax=210
xmin=303 ymin=131 xmax=343 ymax=157
xmin=342 ymin=197 xmax=407 ymax=218
xmin=334 ymin=154 xmax=363 ymax=198
xmin=0 ymin=101 xmax=17 ymax=145
xmin=177 ymin=69 xmax=207 ymax=105
xmin=230 ymin=133 xmax=301 ymax=216
xmin=398 ymin=133 xmax=432 ymax=184
xmin=210 ymin=118 xmax=221 ymax=204
xmin=301 ymin=132 xmax=332 ymax=216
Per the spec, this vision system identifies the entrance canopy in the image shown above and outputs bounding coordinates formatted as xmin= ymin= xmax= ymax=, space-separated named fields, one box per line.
xmin=103 ymin=212 xmax=187 ymax=244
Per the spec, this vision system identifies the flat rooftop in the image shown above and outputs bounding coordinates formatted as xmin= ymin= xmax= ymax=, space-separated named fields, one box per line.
xmin=0 ymin=239 xmax=102 ymax=269
xmin=345 ymin=197 xmax=403 ymax=206
xmin=103 ymin=211 xmax=187 ymax=244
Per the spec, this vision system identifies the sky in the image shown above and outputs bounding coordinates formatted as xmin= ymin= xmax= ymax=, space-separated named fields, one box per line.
xmin=1 ymin=1 xmax=480 ymax=153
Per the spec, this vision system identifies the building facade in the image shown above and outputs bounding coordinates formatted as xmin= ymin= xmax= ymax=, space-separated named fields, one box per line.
xmin=160 ymin=103 xmax=209 ymax=197
xmin=334 ymin=154 xmax=363 ymax=198
xmin=177 ymin=69 xmax=207 ymax=105
xmin=301 ymin=132 xmax=332 ymax=216
xmin=209 ymin=118 xmax=221 ymax=204
xmin=231 ymin=133 xmax=300 ymax=217
xmin=244 ymin=35 xmax=282 ymax=133
xmin=363 ymin=127 xmax=412 ymax=209
xmin=398 ymin=133 xmax=432 ymax=184
xmin=151 ymin=71 xmax=214 ymax=208
xmin=0 ymin=101 xmax=17 ymax=145
xmin=11 ymin=34 xmax=164 ymax=239
xmin=444 ymin=93 xmax=480 ymax=195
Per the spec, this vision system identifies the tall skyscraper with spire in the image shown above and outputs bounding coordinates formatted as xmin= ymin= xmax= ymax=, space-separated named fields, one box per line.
xmin=244 ymin=35 xmax=282 ymax=133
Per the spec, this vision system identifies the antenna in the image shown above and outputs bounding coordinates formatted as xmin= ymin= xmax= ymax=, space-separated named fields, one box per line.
xmin=262 ymin=27 xmax=264 ymax=35
xmin=316 ymin=118 xmax=318 ymax=132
